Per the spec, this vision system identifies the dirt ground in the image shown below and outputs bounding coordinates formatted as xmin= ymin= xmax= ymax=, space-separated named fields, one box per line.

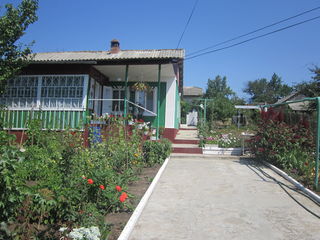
xmin=105 ymin=164 xmax=161 ymax=240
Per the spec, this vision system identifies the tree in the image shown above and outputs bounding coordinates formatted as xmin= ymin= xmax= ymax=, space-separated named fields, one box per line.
xmin=294 ymin=67 xmax=320 ymax=97
xmin=205 ymin=75 xmax=236 ymax=122
xmin=0 ymin=0 xmax=38 ymax=92
xmin=244 ymin=73 xmax=292 ymax=104
xmin=205 ymin=75 xmax=235 ymax=99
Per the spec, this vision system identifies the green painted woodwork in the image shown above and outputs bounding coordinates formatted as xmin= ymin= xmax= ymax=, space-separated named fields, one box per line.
xmin=174 ymin=82 xmax=180 ymax=129
xmin=124 ymin=65 xmax=129 ymax=117
xmin=107 ymin=81 xmax=167 ymax=128
xmin=0 ymin=109 xmax=86 ymax=130
xmin=156 ymin=64 xmax=161 ymax=139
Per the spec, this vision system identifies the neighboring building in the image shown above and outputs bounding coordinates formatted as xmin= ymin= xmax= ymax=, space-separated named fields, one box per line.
xmin=183 ymin=86 xmax=203 ymax=103
xmin=275 ymin=92 xmax=309 ymax=111
xmin=0 ymin=39 xmax=184 ymax=141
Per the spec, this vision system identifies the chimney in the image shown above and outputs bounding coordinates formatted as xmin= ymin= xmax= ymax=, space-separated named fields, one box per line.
xmin=110 ymin=39 xmax=120 ymax=53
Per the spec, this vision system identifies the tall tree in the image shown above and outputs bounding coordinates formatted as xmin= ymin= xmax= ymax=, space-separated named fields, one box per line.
xmin=294 ymin=67 xmax=320 ymax=97
xmin=205 ymin=75 xmax=236 ymax=122
xmin=244 ymin=73 xmax=292 ymax=103
xmin=205 ymin=75 xmax=235 ymax=99
xmin=0 ymin=0 xmax=38 ymax=92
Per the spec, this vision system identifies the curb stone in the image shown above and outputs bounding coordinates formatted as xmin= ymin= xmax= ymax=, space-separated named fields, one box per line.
xmin=263 ymin=161 xmax=320 ymax=204
xmin=117 ymin=157 xmax=170 ymax=240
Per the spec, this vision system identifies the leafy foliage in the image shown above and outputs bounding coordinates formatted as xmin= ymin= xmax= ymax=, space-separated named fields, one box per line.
xmin=0 ymin=117 xmax=171 ymax=239
xmin=143 ymin=138 xmax=172 ymax=166
xmin=244 ymin=73 xmax=292 ymax=104
xmin=204 ymin=75 xmax=240 ymax=122
xmin=294 ymin=66 xmax=320 ymax=98
xmin=0 ymin=131 xmax=25 ymax=222
xmin=0 ymin=0 xmax=38 ymax=92
xmin=248 ymin=114 xmax=316 ymax=186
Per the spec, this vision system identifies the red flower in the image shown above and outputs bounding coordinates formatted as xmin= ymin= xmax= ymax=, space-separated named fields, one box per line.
xmin=115 ymin=185 xmax=122 ymax=192
xmin=87 ymin=179 xmax=94 ymax=184
xmin=99 ymin=185 xmax=105 ymax=190
xmin=119 ymin=192 xmax=128 ymax=202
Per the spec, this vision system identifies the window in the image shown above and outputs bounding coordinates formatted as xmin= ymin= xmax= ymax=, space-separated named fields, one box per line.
xmin=112 ymin=88 xmax=125 ymax=112
xmin=136 ymin=88 xmax=155 ymax=115
xmin=0 ymin=75 xmax=86 ymax=110
xmin=0 ymin=76 xmax=38 ymax=108
xmin=41 ymin=75 xmax=84 ymax=109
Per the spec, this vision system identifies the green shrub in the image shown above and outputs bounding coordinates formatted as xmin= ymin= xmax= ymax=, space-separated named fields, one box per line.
xmin=143 ymin=139 xmax=172 ymax=166
xmin=0 ymin=131 xmax=25 ymax=222
xmin=249 ymin=120 xmax=315 ymax=185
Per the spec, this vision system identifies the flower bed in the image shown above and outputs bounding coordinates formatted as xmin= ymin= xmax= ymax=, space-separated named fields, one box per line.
xmin=199 ymin=126 xmax=254 ymax=155
xmin=247 ymin=117 xmax=318 ymax=189
xmin=0 ymin=117 xmax=171 ymax=239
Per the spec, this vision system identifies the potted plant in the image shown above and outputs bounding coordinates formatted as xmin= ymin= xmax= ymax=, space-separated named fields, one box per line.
xmin=132 ymin=82 xmax=151 ymax=92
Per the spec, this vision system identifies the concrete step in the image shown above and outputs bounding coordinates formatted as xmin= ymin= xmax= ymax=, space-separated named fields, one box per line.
xmin=179 ymin=124 xmax=197 ymax=130
xmin=172 ymin=139 xmax=199 ymax=144
xmin=175 ymin=132 xmax=199 ymax=139
xmin=172 ymin=147 xmax=203 ymax=154
xmin=172 ymin=144 xmax=199 ymax=148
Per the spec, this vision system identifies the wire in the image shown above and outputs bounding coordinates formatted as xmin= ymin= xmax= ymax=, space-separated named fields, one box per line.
xmin=187 ymin=6 xmax=320 ymax=57
xmin=185 ymin=15 xmax=320 ymax=61
xmin=176 ymin=0 xmax=200 ymax=49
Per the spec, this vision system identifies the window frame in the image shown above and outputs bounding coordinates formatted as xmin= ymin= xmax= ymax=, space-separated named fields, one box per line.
xmin=0 ymin=74 xmax=88 ymax=111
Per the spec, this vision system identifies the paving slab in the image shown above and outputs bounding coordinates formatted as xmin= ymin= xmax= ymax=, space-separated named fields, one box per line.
xmin=129 ymin=156 xmax=320 ymax=240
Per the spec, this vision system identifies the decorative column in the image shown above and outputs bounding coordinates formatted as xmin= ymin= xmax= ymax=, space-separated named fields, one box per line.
xmin=124 ymin=65 xmax=129 ymax=117
xmin=156 ymin=64 xmax=161 ymax=139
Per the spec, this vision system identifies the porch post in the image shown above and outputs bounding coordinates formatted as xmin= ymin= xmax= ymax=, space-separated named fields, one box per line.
xmin=156 ymin=64 xmax=161 ymax=140
xmin=124 ymin=65 xmax=129 ymax=118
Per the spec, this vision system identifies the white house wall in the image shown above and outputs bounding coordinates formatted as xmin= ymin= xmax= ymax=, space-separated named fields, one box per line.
xmin=165 ymin=76 xmax=177 ymax=128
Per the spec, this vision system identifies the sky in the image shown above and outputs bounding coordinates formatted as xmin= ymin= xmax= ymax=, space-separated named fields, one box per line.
xmin=4 ymin=0 xmax=320 ymax=100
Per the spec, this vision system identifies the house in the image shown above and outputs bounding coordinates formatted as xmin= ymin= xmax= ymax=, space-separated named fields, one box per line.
xmin=275 ymin=92 xmax=309 ymax=111
xmin=0 ymin=39 xmax=184 ymax=141
xmin=183 ymin=86 xmax=203 ymax=103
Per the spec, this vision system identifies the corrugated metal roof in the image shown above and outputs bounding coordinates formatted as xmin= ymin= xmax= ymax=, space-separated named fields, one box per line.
xmin=30 ymin=49 xmax=185 ymax=62
xmin=183 ymin=86 xmax=203 ymax=96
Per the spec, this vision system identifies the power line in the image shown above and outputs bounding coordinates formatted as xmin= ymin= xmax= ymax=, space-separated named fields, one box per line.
xmin=187 ymin=6 xmax=320 ymax=57
xmin=176 ymin=0 xmax=200 ymax=49
xmin=185 ymin=15 xmax=320 ymax=61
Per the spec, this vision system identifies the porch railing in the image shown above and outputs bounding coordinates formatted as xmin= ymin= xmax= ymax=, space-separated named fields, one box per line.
xmin=88 ymin=99 xmax=157 ymax=117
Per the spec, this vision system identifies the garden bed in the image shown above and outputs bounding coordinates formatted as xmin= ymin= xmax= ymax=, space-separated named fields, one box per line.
xmin=0 ymin=116 xmax=172 ymax=239
xmin=105 ymin=164 xmax=161 ymax=240
xmin=203 ymin=144 xmax=242 ymax=155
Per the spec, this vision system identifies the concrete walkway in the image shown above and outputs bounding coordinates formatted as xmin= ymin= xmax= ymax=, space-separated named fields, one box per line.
xmin=129 ymin=156 xmax=320 ymax=240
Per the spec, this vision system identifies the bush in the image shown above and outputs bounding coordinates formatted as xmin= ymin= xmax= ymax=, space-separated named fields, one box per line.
xmin=0 ymin=131 xmax=25 ymax=222
xmin=248 ymin=120 xmax=315 ymax=185
xmin=0 ymin=117 xmax=168 ymax=238
xmin=143 ymin=139 xmax=172 ymax=166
